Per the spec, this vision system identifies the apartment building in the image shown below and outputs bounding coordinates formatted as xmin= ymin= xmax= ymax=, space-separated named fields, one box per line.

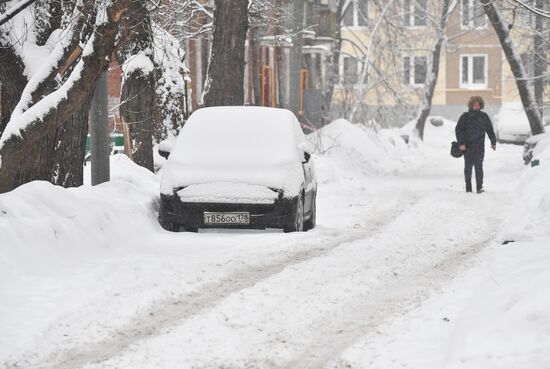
xmin=335 ymin=0 xmax=549 ymax=125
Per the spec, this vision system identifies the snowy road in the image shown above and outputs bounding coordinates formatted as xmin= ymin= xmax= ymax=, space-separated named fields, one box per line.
xmin=1 ymin=130 xmax=525 ymax=369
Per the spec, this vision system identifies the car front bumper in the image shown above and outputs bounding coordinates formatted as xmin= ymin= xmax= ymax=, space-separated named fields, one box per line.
xmin=159 ymin=193 xmax=299 ymax=230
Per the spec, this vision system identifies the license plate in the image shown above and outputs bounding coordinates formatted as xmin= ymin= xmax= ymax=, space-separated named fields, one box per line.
xmin=204 ymin=212 xmax=250 ymax=225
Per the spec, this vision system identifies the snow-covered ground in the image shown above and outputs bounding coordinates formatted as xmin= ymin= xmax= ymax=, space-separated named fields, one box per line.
xmin=1 ymin=118 xmax=548 ymax=369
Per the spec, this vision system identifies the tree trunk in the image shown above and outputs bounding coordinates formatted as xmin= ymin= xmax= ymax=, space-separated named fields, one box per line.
xmin=414 ymin=0 xmax=454 ymax=140
xmin=118 ymin=0 xmax=157 ymax=172
xmin=0 ymin=46 xmax=27 ymax=134
xmin=0 ymin=0 xmax=126 ymax=193
xmin=480 ymin=0 xmax=545 ymax=135
xmin=12 ymin=95 xmax=91 ymax=187
xmin=251 ymin=31 xmax=262 ymax=106
xmin=533 ymin=0 xmax=545 ymax=120
xmin=203 ymin=0 xmax=249 ymax=107
xmin=50 ymin=95 xmax=92 ymax=187
xmin=120 ymin=70 xmax=156 ymax=171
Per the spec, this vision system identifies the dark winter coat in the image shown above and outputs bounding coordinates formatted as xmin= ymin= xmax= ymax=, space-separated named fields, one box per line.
xmin=455 ymin=110 xmax=497 ymax=150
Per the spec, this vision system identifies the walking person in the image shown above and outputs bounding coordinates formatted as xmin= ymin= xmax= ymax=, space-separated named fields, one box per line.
xmin=455 ymin=96 xmax=497 ymax=193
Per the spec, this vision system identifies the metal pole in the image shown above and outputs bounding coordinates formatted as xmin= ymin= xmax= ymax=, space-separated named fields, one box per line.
xmin=90 ymin=71 xmax=110 ymax=185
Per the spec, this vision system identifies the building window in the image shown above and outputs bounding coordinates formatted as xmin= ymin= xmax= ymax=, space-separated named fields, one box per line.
xmin=461 ymin=0 xmax=487 ymax=29
xmin=403 ymin=56 xmax=427 ymax=86
xmin=341 ymin=55 xmax=360 ymax=85
xmin=460 ymin=54 xmax=487 ymax=89
xmin=342 ymin=0 xmax=368 ymax=27
xmin=403 ymin=0 xmax=427 ymax=27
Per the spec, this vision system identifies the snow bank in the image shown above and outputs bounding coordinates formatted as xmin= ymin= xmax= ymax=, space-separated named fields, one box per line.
xmin=0 ymin=155 xmax=160 ymax=356
xmin=443 ymin=242 xmax=550 ymax=369
xmin=0 ymin=172 xmax=157 ymax=283
xmin=440 ymin=155 xmax=550 ymax=368
xmin=503 ymin=137 xmax=550 ymax=241
xmin=400 ymin=115 xmax=457 ymax=149
xmin=1 ymin=154 xmax=158 ymax=262
xmin=308 ymin=119 xmax=409 ymax=182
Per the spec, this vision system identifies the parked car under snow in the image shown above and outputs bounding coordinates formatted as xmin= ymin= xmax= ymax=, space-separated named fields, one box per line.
xmin=158 ymin=106 xmax=317 ymax=232
xmin=494 ymin=103 xmax=532 ymax=144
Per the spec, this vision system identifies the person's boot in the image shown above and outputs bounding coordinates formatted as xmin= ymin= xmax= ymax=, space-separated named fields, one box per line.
xmin=477 ymin=188 xmax=484 ymax=194
xmin=466 ymin=184 xmax=472 ymax=193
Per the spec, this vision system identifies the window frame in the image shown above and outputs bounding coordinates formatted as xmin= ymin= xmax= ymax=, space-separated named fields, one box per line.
xmin=402 ymin=55 xmax=428 ymax=87
xmin=339 ymin=54 xmax=362 ymax=87
xmin=460 ymin=0 xmax=487 ymax=30
xmin=459 ymin=54 xmax=488 ymax=89
xmin=402 ymin=0 xmax=428 ymax=28
xmin=342 ymin=0 xmax=369 ymax=29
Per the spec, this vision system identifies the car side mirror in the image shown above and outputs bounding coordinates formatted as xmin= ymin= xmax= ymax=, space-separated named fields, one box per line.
xmin=158 ymin=140 xmax=173 ymax=159
xmin=303 ymin=151 xmax=311 ymax=163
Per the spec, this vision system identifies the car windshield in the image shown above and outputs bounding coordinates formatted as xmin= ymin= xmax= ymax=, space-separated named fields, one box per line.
xmin=169 ymin=107 xmax=303 ymax=168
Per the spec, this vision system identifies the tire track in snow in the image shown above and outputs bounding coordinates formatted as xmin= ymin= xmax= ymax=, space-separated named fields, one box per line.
xmin=2 ymin=192 xmax=423 ymax=369
xmin=73 ymin=190 xmax=508 ymax=369
xmin=286 ymin=238 xmax=494 ymax=369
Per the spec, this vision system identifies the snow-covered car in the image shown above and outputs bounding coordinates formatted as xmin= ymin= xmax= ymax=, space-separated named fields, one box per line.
xmin=494 ymin=103 xmax=532 ymax=144
xmin=158 ymin=106 xmax=317 ymax=232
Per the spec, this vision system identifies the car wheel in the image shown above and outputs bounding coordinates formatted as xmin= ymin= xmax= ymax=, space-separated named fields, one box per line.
xmin=284 ymin=194 xmax=305 ymax=233
xmin=304 ymin=195 xmax=316 ymax=231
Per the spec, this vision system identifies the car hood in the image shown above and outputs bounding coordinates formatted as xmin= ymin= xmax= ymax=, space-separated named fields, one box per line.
xmin=176 ymin=183 xmax=279 ymax=204
xmin=160 ymin=161 xmax=304 ymax=198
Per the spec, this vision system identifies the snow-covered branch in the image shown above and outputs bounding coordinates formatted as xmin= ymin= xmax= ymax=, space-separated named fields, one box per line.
xmin=0 ymin=0 xmax=37 ymax=27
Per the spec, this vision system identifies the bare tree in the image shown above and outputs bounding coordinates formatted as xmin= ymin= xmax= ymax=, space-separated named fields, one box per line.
xmin=414 ymin=0 xmax=456 ymax=140
xmin=533 ymin=0 xmax=546 ymax=119
xmin=117 ymin=0 xmax=158 ymax=172
xmin=324 ymin=0 xmax=346 ymax=123
xmin=480 ymin=0 xmax=545 ymax=135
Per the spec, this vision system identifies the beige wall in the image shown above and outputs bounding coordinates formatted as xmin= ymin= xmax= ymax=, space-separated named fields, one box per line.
xmin=445 ymin=46 xmax=503 ymax=105
xmin=334 ymin=1 xmax=540 ymax=110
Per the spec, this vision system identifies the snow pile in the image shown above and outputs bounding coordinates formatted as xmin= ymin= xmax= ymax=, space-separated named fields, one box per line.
xmin=443 ymin=243 xmax=550 ymax=369
xmin=400 ymin=115 xmax=457 ymax=149
xmin=503 ymin=137 xmax=550 ymax=241
xmin=0 ymin=154 xmax=158 ymax=284
xmin=308 ymin=119 xmax=409 ymax=182
xmin=0 ymin=155 xmax=161 ymax=356
xmin=442 ymin=151 xmax=550 ymax=368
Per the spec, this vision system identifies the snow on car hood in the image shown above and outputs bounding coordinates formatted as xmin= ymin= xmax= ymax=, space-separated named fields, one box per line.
xmin=177 ymin=183 xmax=279 ymax=204
xmin=160 ymin=161 xmax=304 ymax=197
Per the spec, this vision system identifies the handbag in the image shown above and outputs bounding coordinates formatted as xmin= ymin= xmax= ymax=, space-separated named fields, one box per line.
xmin=450 ymin=141 xmax=463 ymax=158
